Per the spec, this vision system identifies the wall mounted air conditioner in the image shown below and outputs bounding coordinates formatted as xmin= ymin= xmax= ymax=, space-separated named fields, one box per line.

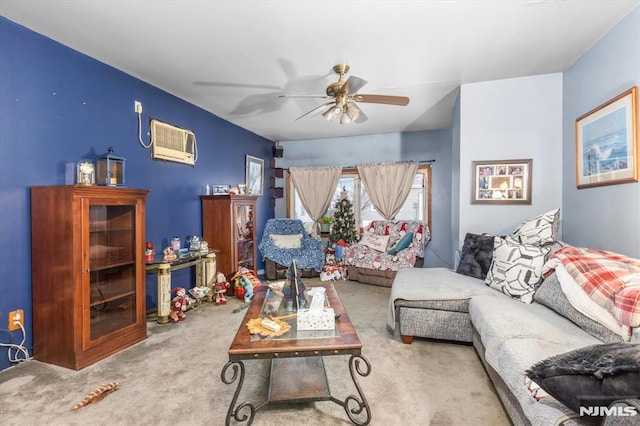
xmin=150 ymin=119 xmax=196 ymax=165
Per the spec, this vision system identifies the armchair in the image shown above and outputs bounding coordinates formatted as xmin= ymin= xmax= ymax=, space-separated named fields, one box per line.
xmin=258 ymin=219 xmax=324 ymax=280
xmin=344 ymin=220 xmax=430 ymax=287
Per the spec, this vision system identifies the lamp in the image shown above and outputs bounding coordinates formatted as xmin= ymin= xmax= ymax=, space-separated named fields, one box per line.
xmin=322 ymin=105 xmax=342 ymax=121
xmin=324 ymin=100 xmax=362 ymax=124
xmin=345 ymin=102 xmax=361 ymax=121
xmin=96 ymin=147 xmax=126 ymax=187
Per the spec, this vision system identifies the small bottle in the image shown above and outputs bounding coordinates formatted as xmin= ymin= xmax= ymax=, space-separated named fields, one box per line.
xmin=171 ymin=237 xmax=181 ymax=251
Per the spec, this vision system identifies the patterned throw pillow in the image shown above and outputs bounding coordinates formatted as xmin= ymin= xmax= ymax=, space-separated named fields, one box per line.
xmin=485 ymin=236 xmax=551 ymax=303
xmin=359 ymin=233 xmax=390 ymax=252
xmin=269 ymin=233 xmax=302 ymax=249
xmin=511 ymin=208 xmax=560 ymax=246
xmin=387 ymin=232 xmax=413 ymax=255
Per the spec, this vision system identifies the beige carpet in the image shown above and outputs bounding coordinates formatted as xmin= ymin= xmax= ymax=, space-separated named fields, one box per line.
xmin=0 ymin=279 xmax=509 ymax=425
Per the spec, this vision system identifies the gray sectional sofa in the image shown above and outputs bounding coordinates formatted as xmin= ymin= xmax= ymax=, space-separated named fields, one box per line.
xmin=387 ymin=267 xmax=640 ymax=426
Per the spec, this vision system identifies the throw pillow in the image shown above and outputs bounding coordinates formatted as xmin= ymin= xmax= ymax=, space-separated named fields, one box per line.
xmin=455 ymin=233 xmax=495 ymax=280
xmin=269 ymin=233 xmax=302 ymax=249
xmin=359 ymin=233 xmax=390 ymax=253
xmin=388 ymin=232 xmax=413 ymax=255
xmin=525 ymin=342 xmax=640 ymax=415
xmin=511 ymin=208 xmax=560 ymax=246
xmin=485 ymin=236 xmax=550 ymax=303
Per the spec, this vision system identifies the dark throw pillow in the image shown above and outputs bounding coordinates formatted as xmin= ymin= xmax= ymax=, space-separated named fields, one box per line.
xmin=525 ymin=343 xmax=640 ymax=417
xmin=455 ymin=233 xmax=494 ymax=280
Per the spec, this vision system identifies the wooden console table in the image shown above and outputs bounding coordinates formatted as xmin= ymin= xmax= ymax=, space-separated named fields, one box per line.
xmin=145 ymin=251 xmax=218 ymax=324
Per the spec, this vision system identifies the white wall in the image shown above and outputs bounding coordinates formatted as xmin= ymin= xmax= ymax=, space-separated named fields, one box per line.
xmin=562 ymin=6 xmax=640 ymax=258
xmin=457 ymin=73 xmax=564 ymax=251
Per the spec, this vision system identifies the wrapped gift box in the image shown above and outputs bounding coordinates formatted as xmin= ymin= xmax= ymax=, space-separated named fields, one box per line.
xmin=297 ymin=307 xmax=335 ymax=330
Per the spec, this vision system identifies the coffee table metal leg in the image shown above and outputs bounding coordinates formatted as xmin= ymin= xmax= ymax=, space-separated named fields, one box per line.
xmin=330 ymin=354 xmax=372 ymax=426
xmin=221 ymin=360 xmax=258 ymax=425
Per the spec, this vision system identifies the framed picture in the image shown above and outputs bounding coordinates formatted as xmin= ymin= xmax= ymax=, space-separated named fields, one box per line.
xmin=213 ymin=184 xmax=230 ymax=195
xmin=471 ymin=159 xmax=532 ymax=204
xmin=575 ymin=86 xmax=638 ymax=189
xmin=246 ymin=155 xmax=264 ymax=196
xmin=237 ymin=183 xmax=247 ymax=194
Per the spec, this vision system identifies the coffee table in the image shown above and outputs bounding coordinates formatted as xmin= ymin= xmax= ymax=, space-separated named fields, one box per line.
xmin=221 ymin=283 xmax=371 ymax=425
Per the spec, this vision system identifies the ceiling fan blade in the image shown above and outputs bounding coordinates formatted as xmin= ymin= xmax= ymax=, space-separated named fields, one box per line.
xmin=353 ymin=94 xmax=410 ymax=106
xmin=280 ymin=93 xmax=331 ymax=99
xmin=295 ymin=101 xmax=335 ymax=121
xmin=355 ymin=109 xmax=368 ymax=123
xmin=342 ymin=76 xmax=368 ymax=95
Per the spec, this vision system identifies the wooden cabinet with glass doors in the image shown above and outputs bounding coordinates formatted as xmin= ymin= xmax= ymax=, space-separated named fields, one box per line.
xmin=200 ymin=195 xmax=258 ymax=282
xmin=31 ymin=185 xmax=149 ymax=370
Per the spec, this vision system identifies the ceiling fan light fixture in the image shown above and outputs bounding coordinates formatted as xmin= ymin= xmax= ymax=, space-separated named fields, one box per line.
xmin=322 ymin=107 xmax=336 ymax=121
xmin=340 ymin=113 xmax=351 ymax=124
xmin=346 ymin=103 xmax=361 ymax=121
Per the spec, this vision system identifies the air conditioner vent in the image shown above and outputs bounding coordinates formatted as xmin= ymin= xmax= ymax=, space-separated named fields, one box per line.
xmin=150 ymin=119 xmax=196 ymax=165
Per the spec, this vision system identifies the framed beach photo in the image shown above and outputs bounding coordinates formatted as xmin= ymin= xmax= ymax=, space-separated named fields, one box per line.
xmin=575 ymin=86 xmax=638 ymax=189
xmin=471 ymin=159 xmax=532 ymax=205
xmin=246 ymin=155 xmax=264 ymax=196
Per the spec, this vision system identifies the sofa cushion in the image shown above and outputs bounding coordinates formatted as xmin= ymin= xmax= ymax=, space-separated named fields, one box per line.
xmin=511 ymin=208 xmax=560 ymax=246
xmin=469 ymin=294 xmax=602 ymax=424
xmin=524 ymin=343 xmax=640 ymax=415
xmin=535 ymin=272 xmax=628 ymax=344
xmin=359 ymin=232 xmax=390 ymax=252
xmin=485 ymin=236 xmax=551 ymax=303
xmin=269 ymin=233 xmax=303 ymax=249
xmin=388 ymin=232 xmax=413 ymax=255
xmin=456 ymin=232 xmax=495 ymax=280
xmin=387 ymin=267 xmax=500 ymax=331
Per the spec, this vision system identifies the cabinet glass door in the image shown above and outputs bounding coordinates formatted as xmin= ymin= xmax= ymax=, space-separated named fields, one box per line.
xmin=236 ymin=203 xmax=254 ymax=272
xmin=88 ymin=204 xmax=137 ymax=341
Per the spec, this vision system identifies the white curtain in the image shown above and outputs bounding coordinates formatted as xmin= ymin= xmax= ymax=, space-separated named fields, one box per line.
xmin=289 ymin=166 xmax=342 ymax=238
xmin=357 ymin=161 xmax=418 ymax=220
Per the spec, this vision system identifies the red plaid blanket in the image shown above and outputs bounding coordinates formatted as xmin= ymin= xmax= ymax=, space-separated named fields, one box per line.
xmin=542 ymin=247 xmax=640 ymax=327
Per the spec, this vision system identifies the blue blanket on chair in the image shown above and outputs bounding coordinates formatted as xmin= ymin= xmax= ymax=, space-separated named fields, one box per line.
xmin=258 ymin=219 xmax=325 ymax=272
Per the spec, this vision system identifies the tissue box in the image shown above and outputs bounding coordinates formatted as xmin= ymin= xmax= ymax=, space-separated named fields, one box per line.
xmin=297 ymin=308 xmax=335 ymax=331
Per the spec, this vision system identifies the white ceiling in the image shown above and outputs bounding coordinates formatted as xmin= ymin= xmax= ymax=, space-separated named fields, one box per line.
xmin=1 ymin=1 xmax=638 ymax=142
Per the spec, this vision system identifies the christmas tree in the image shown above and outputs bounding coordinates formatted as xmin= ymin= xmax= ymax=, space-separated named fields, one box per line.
xmin=329 ymin=187 xmax=359 ymax=245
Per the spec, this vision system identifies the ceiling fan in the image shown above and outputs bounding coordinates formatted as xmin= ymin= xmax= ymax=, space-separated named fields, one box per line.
xmin=280 ymin=64 xmax=410 ymax=124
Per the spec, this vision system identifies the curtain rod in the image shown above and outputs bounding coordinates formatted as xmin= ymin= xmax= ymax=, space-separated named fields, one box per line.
xmin=277 ymin=159 xmax=435 ymax=170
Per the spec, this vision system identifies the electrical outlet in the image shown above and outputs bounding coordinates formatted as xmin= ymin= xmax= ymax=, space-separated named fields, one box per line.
xmin=134 ymin=101 xmax=142 ymax=114
xmin=8 ymin=309 xmax=24 ymax=332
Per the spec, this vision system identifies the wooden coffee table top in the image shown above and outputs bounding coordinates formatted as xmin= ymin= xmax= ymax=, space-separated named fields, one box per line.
xmin=228 ymin=283 xmax=362 ymax=361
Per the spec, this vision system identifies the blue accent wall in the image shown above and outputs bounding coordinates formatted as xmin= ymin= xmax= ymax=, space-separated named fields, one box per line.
xmin=0 ymin=17 xmax=274 ymax=371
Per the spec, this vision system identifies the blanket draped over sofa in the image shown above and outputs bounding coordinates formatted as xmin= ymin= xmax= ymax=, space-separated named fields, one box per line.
xmin=345 ymin=219 xmax=430 ymax=287
xmin=542 ymin=246 xmax=640 ymax=328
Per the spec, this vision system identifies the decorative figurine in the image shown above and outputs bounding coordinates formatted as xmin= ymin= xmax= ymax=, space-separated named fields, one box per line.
xmin=145 ymin=241 xmax=155 ymax=263
xmin=170 ymin=287 xmax=188 ymax=323
xmin=163 ymin=246 xmax=177 ymax=262
xmin=188 ymin=286 xmax=209 ymax=311
xmin=214 ymin=272 xmax=231 ymax=306
xmin=189 ymin=235 xmax=201 ymax=252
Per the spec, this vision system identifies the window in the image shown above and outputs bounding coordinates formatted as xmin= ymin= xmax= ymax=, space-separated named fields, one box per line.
xmin=287 ymin=165 xmax=431 ymax=232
